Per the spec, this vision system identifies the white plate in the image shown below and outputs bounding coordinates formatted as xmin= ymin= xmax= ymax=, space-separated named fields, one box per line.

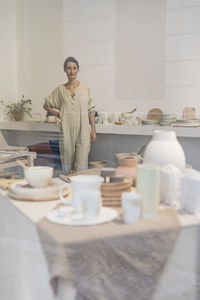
xmin=9 ymin=178 xmax=60 ymax=196
xmin=9 ymin=178 xmax=69 ymax=200
xmin=46 ymin=206 xmax=118 ymax=226
xmin=141 ymin=120 xmax=158 ymax=125
xmin=176 ymin=118 xmax=200 ymax=124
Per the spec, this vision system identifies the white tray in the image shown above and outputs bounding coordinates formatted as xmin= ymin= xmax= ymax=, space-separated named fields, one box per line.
xmin=46 ymin=206 xmax=118 ymax=226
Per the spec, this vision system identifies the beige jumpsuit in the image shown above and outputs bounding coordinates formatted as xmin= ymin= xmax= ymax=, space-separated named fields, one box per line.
xmin=45 ymin=82 xmax=95 ymax=174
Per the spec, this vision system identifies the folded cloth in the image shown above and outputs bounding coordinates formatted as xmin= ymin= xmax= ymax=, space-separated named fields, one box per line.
xmin=0 ymin=146 xmax=28 ymax=152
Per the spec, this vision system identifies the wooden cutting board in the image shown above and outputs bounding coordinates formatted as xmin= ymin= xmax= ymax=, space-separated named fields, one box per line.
xmin=147 ymin=108 xmax=163 ymax=122
xmin=183 ymin=107 xmax=196 ymax=119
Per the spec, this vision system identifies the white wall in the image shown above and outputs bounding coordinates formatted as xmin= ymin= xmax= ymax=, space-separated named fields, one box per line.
xmin=2 ymin=0 xmax=200 ymax=121
xmin=115 ymin=0 xmax=166 ymax=114
xmin=164 ymin=0 xmax=200 ymax=116
xmin=0 ymin=0 xmax=17 ymax=101
xmin=63 ymin=0 xmax=166 ymax=115
xmin=63 ymin=0 xmax=116 ymax=112
xmin=16 ymin=0 xmax=64 ymax=120
xmin=0 ymin=0 xmax=17 ymax=145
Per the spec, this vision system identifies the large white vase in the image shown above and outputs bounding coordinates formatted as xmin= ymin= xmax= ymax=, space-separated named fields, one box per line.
xmin=143 ymin=130 xmax=186 ymax=170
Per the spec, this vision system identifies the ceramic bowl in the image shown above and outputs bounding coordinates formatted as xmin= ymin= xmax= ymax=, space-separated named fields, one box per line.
xmin=24 ymin=166 xmax=53 ymax=188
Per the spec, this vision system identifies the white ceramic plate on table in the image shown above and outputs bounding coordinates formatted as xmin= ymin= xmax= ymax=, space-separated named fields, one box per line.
xmin=46 ymin=206 xmax=118 ymax=226
xmin=8 ymin=178 xmax=69 ymax=201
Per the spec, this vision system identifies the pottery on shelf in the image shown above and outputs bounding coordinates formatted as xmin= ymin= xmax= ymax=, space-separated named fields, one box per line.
xmin=116 ymin=157 xmax=137 ymax=186
xmin=115 ymin=152 xmax=143 ymax=166
xmin=143 ymin=130 xmax=185 ymax=170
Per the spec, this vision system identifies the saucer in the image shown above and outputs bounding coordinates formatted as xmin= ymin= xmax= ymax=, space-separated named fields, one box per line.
xmin=46 ymin=206 xmax=118 ymax=226
xmin=8 ymin=178 xmax=69 ymax=201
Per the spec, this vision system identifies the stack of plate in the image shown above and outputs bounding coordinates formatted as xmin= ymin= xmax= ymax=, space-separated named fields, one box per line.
xmin=174 ymin=118 xmax=200 ymax=127
xmin=141 ymin=119 xmax=158 ymax=126
xmin=101 ymin=178 xmax=133 ymax=206
xmin=159 ymin=114 xmax=176 ymax=126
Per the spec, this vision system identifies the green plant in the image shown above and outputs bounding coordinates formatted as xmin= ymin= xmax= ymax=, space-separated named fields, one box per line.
xmin=0 ymin=95 xmax=32 ymax=120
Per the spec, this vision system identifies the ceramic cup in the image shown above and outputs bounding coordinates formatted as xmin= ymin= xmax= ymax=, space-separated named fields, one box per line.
xmin=160 ymin=164 xmax=181 ymax=207
xmin=24 ymin=166 xmax=53 ymax=188
xmin=122 ymin=191 xmax=141 ymax=224
xmin=136 ymin=164 xmax=160 ymax=218
xmin=59 ymin=175 xmax=104 ymax=214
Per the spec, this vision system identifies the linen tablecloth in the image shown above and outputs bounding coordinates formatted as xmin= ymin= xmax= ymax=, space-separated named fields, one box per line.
xmin=37 ymin=208 xmax=180 ymax=300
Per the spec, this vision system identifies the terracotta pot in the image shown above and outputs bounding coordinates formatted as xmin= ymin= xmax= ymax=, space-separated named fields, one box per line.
xmin=115 ymin=153 xmax=143 ymax=166
xmin=116 ymin=157 xmax=137 ymax=186
xmin=12 ymin=111 xmax=24 ymax=121
xmin=119 ymin=157 xmax=137 ymax=167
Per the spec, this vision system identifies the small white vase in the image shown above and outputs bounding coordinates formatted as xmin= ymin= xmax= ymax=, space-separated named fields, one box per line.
xmin=143 ymin=130 xmax=186 ymax=170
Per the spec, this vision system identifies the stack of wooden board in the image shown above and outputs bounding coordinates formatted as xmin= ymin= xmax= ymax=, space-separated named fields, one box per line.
xmin=101 ymin=178 xmax=133 ymax=206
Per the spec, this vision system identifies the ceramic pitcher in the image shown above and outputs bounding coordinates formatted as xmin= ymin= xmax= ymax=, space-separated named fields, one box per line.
xmin=59 ymin=175 xmax=104 ymax=214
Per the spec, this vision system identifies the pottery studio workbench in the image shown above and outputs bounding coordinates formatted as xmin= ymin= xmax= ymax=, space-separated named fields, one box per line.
xmin=0 ymin=121 xmax=200 ymax=170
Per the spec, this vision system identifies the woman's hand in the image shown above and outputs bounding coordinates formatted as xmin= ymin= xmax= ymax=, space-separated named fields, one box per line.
xmin=43 ymin=103 xmax=60 ymax=119
xmin=90 ymin=131 xmax=97 ymax=143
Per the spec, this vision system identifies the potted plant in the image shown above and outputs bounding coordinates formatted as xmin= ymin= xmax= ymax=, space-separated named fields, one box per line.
xmin=0 ymin=95 xmax=32 ymax=121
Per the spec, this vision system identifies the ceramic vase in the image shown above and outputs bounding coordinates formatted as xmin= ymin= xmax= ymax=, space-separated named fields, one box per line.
xmin=143 ymin=130 xmax=185 ymax=170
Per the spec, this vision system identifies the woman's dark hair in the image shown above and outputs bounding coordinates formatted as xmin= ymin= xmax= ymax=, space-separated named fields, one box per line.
xmin=63 ymin=57 xmax=79 ymax=71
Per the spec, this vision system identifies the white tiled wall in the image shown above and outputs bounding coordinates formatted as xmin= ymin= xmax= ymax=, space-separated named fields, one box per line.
xmin=0 ymin=0 xmax=17 ymax=145
xmin=0 ymin=0 xmax=17 ymax=101
xmin=3 ymin=0 xmax=200 ymax=120
xmin=63 ymin=0 xmax=115 ymax=112
xmin=63 ymin=0 xmax=166 ymax=114
xmin=16 ymin=0 xmax=64 ymax=121
xmin=164 ymin=1 xmax=200 ymax=115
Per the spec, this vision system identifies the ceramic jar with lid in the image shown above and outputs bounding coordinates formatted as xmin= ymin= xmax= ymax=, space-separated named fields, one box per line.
xmin=143 ymin=130 xmax=185 ymax=170
xmin=116 ymin=157 xmax=137 ymax=186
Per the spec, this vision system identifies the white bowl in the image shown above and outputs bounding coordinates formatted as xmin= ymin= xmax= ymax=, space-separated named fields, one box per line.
xmin=24 ymin=166 xmax=53 ymax=188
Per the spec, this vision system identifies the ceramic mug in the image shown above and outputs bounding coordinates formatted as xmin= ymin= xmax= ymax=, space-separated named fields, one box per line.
xmin=59 ymin=175 xmax=104 ymax=214
xmin=122 ymin=192 xmax=141 ymax=224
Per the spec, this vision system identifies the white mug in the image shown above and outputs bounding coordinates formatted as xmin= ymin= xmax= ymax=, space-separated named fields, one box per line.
xmin=160 ymin=164 xmax=181 ymax=207
xmin=122 ymin=192 xmax=141 ymax=224
xmin=59 ymin=175 xmax=104 ymax=214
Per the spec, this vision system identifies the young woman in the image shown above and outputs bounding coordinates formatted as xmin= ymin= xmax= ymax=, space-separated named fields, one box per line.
xmin=43 ymin=57 xmax=96 ymax=174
